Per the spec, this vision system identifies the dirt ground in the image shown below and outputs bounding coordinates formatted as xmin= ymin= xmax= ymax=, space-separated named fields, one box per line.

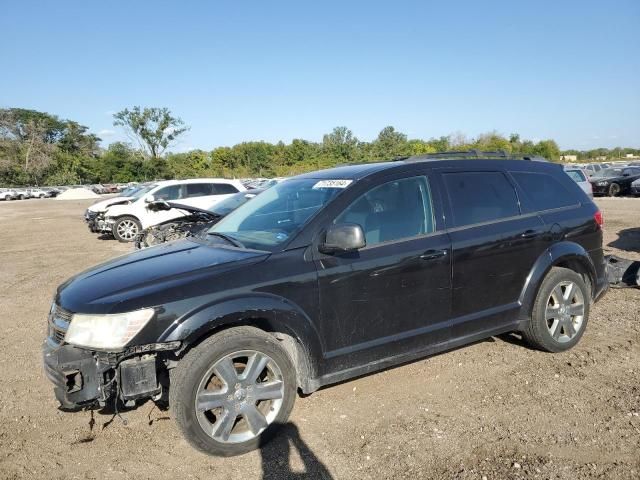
xmin=0 ymin=197 xmax=638 ymax=480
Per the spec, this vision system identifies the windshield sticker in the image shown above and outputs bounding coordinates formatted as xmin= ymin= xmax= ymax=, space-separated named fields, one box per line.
xmin=312 ymin=179 xmax=353 ymax=189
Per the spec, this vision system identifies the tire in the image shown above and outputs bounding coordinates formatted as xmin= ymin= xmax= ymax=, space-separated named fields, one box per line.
xmin=19 ymin=195 xmax=25 ymax=200
xmin=521 ymin=267 xmax=590 ymax=352
xmin=112 ymin=216 xmax=141 ymax=242
xmin=169 ymin=326 xmax=297 ymax=456
xmin=608 ymin=183 xmax=621 ymax=197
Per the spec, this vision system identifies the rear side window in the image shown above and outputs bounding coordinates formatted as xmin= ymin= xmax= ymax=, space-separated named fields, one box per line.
xmin=443 ymin=172 xmax=519 ymax=228
xmin=212 ymin=183 xmax=239 ymax=195
xmin=511 ymin=172 xmax=578 ymax=211
xmin=565 ymin=170 xmax=586 ymax=182
xmin=185 ymin=183 xmax=215 ymax=198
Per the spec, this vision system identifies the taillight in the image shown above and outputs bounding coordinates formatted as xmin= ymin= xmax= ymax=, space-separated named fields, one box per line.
xmin=594 ymin=210 xmax=603 ymax=228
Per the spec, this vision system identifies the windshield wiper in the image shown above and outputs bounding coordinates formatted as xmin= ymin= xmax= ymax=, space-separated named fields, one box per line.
xmin=206 ymin=232 xmax=245 ymax=248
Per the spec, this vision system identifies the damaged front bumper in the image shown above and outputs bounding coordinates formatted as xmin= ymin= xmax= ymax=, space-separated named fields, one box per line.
xmin=84 ymin=210 xmax=111 ymax=233
xmin=42 ymin=338 xmax=180 ymax=410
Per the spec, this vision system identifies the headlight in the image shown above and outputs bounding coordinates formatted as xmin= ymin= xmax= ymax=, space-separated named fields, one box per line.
xmin=65 ymin=308 xmax=155 ymax=349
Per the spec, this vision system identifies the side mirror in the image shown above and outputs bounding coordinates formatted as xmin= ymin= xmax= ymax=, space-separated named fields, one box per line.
xmin=144 ymin=194 xmax=155 ymax=203
xmin=147 ymin=199 xmax=171 ymax=211
xmin=319 ymin=223 xmax=366 ymax=254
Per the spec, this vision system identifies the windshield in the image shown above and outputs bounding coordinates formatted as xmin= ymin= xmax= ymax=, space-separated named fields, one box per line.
xmin=130 ymin=184 xmax=156 ymax=200
xmin=120 ymin=185 xmax=140 ymax=197
xmin=208 ymin=178 xmax=350 ymax=250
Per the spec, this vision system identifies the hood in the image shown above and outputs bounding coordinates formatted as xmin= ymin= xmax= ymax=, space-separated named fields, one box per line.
xmin=88 ymin=196 xmax=133 ymax=212
xmin=57 ymin=240 xmax=269 ymax=313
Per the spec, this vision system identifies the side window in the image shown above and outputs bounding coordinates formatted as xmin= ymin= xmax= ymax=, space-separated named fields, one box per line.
xmin=443 ymin=172 xmax=519 ymax=227
xmin=511 ymin=172 xmax=578 ymax=211
xmin=565 ymin=170 xmax=586 ymax=182
xmin=154 ymin=185 xmax=181 ymax=201
xmin=212 ymin=183 xmax=239 ymax=195
xmin=335 ymin=176 xmax=434 ymax=246
xmin=185 ymin=183 xmax=214 ymax=198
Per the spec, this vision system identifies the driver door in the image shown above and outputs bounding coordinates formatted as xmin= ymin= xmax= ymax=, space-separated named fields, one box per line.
xmin=314 ymin=175 xmax=452 ymax=372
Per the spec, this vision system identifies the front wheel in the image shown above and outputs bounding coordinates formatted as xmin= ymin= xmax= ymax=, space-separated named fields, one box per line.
xmin=112 ymin=216 xmax=141 ymax=242
xmin=522 ymin=267 xmax=590 ymax=352
xmin=169 ymin=327 xmax=297 ymax=456
xmin=608 ymin=183 xmax=621 ymax=196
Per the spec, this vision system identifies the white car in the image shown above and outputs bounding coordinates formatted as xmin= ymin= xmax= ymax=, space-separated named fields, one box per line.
xmin=0 ymin=189 xmax=16 ymax=200
xmin=84 ymin=185 xmax=149 ymax=233
xmin=26 ymin=188 xmax=48 ymax=198
xmin=564 ymin=167 xmax=593 ymax=198
xmin=104 ymin=178 xmax=246 ymax=242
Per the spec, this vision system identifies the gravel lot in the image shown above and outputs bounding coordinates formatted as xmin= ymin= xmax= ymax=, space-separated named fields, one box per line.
xmin=0 ymin=197 xmax=638 ymax=480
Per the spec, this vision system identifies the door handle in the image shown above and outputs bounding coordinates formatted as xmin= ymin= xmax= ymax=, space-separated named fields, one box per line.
xmin=520 ymin=230 xmax=541 ymax=239
xmin=420 ymin=249 xmax=448 ymax=261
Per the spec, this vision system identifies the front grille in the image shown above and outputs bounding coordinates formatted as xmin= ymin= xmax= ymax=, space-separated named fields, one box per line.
xmin=85 ymin=210 xmax=98 ymax=221
xmin=54 ymin=305 xmax=73 ymax=322
xmin=50 ymin=324 xmax=67 ymax=343
xmin=48 ymin=304 xmax=72 ymax=345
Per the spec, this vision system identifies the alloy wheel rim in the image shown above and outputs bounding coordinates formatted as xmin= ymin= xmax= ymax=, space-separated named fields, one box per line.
xmin=545 ymin=281 xmax=585 ymax=343
xmin=117 ymin=220 xmax=138 ymax=240
xmin=195 ymin=350 xmax=285 ymax=444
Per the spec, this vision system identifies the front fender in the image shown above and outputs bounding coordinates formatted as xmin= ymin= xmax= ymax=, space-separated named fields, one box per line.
xmin=517 ymin=241 xmax=596 ymax=322
xmin=159 ymin=293 xmax=323 ymax=386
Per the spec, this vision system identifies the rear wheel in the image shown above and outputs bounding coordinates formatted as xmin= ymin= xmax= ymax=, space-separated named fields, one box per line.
xmin=608 ymin=183 xmax=621 ymax=196
xmin=522 ymin=267 xmax=590 ymax=352
xmin=112 ymin=216 xmax=141 ymax=242
xmin=170 ymin=327 xmax=297 ymax=456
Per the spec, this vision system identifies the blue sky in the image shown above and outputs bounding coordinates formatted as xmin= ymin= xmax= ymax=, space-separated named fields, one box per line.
xmin=1 ymin=0 xmax=638 ymax=151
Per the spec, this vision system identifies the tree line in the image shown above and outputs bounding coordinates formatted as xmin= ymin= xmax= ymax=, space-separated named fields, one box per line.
xmin=0 ymin=107 xmax=637 ymax=187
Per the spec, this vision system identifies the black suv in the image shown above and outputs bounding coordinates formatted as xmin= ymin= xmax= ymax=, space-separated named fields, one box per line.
xmin=43 ymin=154 xmax=607 ymax=456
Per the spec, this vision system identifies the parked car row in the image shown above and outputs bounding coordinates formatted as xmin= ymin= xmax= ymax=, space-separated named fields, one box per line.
xmin=562 ymin=163 xmax=640 ymax=197
xmin=0 ymin=187 xmax=62 ymax=200
xmin=1 ymin=182 xmax=142 ymax=201
xmin=589 ymin=166 xmax=640 ymax=196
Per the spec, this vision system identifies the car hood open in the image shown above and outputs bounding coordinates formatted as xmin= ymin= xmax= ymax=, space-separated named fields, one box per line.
xmin=57 ymin=240 xmax=269 ymax=313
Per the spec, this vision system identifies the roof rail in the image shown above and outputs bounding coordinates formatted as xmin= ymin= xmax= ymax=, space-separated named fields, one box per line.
xmin=398 ymin=150 xmax=548 ymax=162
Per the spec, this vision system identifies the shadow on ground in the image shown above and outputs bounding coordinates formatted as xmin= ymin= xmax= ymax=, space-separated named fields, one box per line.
xmin=608 ymin=227 xmax=640 ymax=253
xmin=260 ymin=423 xmax=332 ymax=479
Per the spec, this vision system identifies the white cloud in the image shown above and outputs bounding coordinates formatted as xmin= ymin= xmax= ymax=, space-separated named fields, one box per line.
xmin=98 ymin=129 xmax=116 ymax=137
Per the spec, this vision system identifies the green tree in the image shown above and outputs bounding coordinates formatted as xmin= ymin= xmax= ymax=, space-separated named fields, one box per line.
xmin=371 ymin=126 xmax=409 ymax=159
xmin=113 ymin=107 xmax=189 ymax=159
xmin=322 ymin=126 xmax=359 ymax=163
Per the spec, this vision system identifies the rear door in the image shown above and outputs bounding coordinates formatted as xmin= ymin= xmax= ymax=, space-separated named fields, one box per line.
xmin=439 ymin=169 xmax=550 ymax=338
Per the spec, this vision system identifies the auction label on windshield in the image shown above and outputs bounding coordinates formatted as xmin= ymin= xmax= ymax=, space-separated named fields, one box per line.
xmin=312 ymin=179 xmax=353 ymax=189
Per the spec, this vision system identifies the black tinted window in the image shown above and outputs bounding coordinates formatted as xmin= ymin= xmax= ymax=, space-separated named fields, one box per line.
xmin=154 ymin=185 xmax=181 ymax=201
xmin=185 ymin=183 xmax=214 ymax=198
xmin=212 ymin=183 xmax=239 ymax=195
xmin=336 ymin=176 xmax=434 ymax=246
xmin=444 ymin=172 xmax=519 ymax=227
xmin=511 ymin=172 xmax=578 ymax=211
